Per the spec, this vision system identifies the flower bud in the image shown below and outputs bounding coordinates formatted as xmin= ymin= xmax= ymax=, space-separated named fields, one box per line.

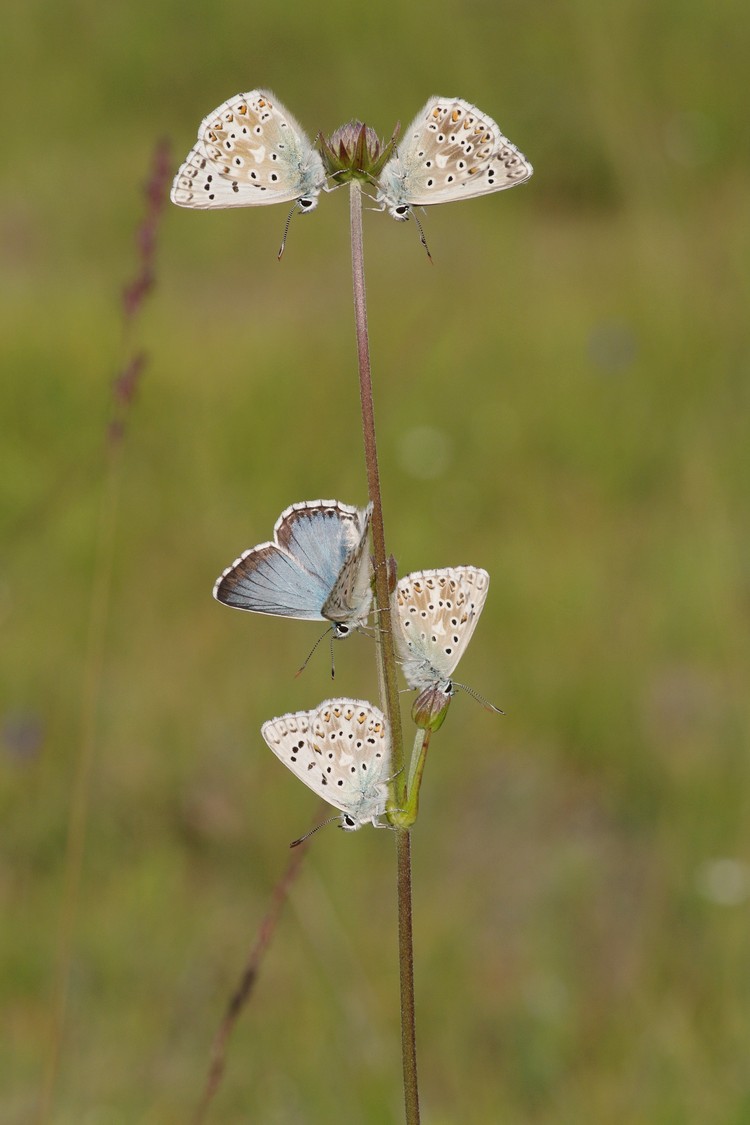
xmin=411 ymin=684 xmax=452 ymax=732
xmin=318 ymin=121 xmax=399 ymax=184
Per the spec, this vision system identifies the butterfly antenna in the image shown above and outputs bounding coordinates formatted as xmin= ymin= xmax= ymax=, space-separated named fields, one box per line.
xmin=329 ymin=632 xmax=336 ymax=681
xmin=295 ymin=626 xmax=334 ymax=678
xmin=277 ymin=201 xmax=299 ymax=260
xmin=452 ymin=680 xmax=504 ymax=714
xmin=411 ymin=210 xmax=433 ymax=263
xmin=289 ymin=814 xmax=341 ymax=848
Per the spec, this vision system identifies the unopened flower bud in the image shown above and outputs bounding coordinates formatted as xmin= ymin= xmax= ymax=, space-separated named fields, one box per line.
xmin=319 ymin=121 xmax=399 ymax=184
xmin=411 ymin=684 xmax=452 ymax=732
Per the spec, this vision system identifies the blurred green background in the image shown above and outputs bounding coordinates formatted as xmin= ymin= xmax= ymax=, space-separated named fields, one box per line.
xmin=2 ymin=0 xmax=749 ymax=1121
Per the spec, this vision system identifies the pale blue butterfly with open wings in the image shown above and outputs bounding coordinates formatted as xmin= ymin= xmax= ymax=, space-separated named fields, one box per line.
xmin=171 ymin=89 xmax=326 ymax=216
xmin=261 ymin=698 xmax=391 ymax=834
xmin=214 ymin=500 xmax=373 ymax=638
xmin=376 ymin=96 xmax=533 ymax=223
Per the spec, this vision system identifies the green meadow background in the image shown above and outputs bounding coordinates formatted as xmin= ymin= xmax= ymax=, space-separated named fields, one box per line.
xmin=2 ymin=0 xmax=749 ymax=1121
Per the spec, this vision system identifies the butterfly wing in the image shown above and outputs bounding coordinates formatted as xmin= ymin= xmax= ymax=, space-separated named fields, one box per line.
xmin=321 ymin=502 xmax=373 ymax=627
xmin=213 ymin=541 xmax=331 ymax=619
xmin=277 ymin=500 xmax=373 ymax=628
xmin=171 ymin=89 xmax=326 ymax=209
xmin=377 ymin=97 xmax=532 ymax=216
xmin=213 ymin=499 xmax=372 ymax=624
xmin=393 ymin=566 xmax=490 ymax=689
xmin=261 ymin=699 xmax=391 ymax=828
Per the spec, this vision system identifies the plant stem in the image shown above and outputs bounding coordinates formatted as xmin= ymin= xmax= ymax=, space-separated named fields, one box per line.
xmin=193 ymin=827 xmax=314 ymax=1125
xmin=39 ymin=443 xmax=124 ymax=1123
xmin=349 ymin=180 xmax=420 ymax=1125
xmin=38 ymin=143 xmax=170 ymax=1121
xmin=349 ymin=183 xmax=404 ymax=782
xmin=395 ymin=827 xmax=419 ymax=1120
xmin=403 ymin=729 xmax=432 ymax=826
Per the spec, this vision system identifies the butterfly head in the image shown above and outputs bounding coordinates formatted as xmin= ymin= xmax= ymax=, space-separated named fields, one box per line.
xmin=390 ymin=203 xmax=411 ymax=222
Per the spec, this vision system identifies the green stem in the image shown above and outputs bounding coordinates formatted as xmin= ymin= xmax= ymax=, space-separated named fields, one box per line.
xmin=389 ymin=729 xmax=432 ymax=829
xmin=407 ymin=729 xmax=429 ymax=796
xmin=350 ymin=181 xmax=420 ymax=1125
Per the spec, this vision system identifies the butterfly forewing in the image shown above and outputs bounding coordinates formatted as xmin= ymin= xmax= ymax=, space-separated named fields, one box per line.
xmin=261 ymin=699 xmax=391 ymax=829
xmin=393 ymin=566 xmax=490 ymax=689
xmin=171 ymin=89 xmax=326 ymax=209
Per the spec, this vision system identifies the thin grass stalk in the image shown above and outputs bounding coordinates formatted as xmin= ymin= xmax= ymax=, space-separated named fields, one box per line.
xmin=193 ymin=826 xmax=315 ymax=1124
xmin=37 ymin=141 xmax=170 ymax=1122
xmin=349 ymin=180 xmax=420 ymax=1125
xmin=37 ymin=448 xmax=124 ymax=1124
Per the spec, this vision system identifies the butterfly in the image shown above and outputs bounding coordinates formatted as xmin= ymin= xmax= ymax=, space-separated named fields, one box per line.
xmin=376 ymin=97 xmax=533 ymax=222
xmin=392 ymin=566 xmax=491 ymax=698
xmin=171 ymin=89 xmax=326 ymax=215
xmin=261 ymin=698 xmax=391 ymax=833
xmin=214 ymin=500 xmax=373 ymax=638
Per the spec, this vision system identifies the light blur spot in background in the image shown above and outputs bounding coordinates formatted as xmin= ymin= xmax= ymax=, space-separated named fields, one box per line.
xmin=397 ymin=424 xmax=452 ymax=480
xmin=696 ymin=858 xmax=750 ymax=907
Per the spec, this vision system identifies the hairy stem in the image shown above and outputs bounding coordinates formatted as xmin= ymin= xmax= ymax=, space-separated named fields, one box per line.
xmin=350 ymin=181 xmax=420 ymax=1125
